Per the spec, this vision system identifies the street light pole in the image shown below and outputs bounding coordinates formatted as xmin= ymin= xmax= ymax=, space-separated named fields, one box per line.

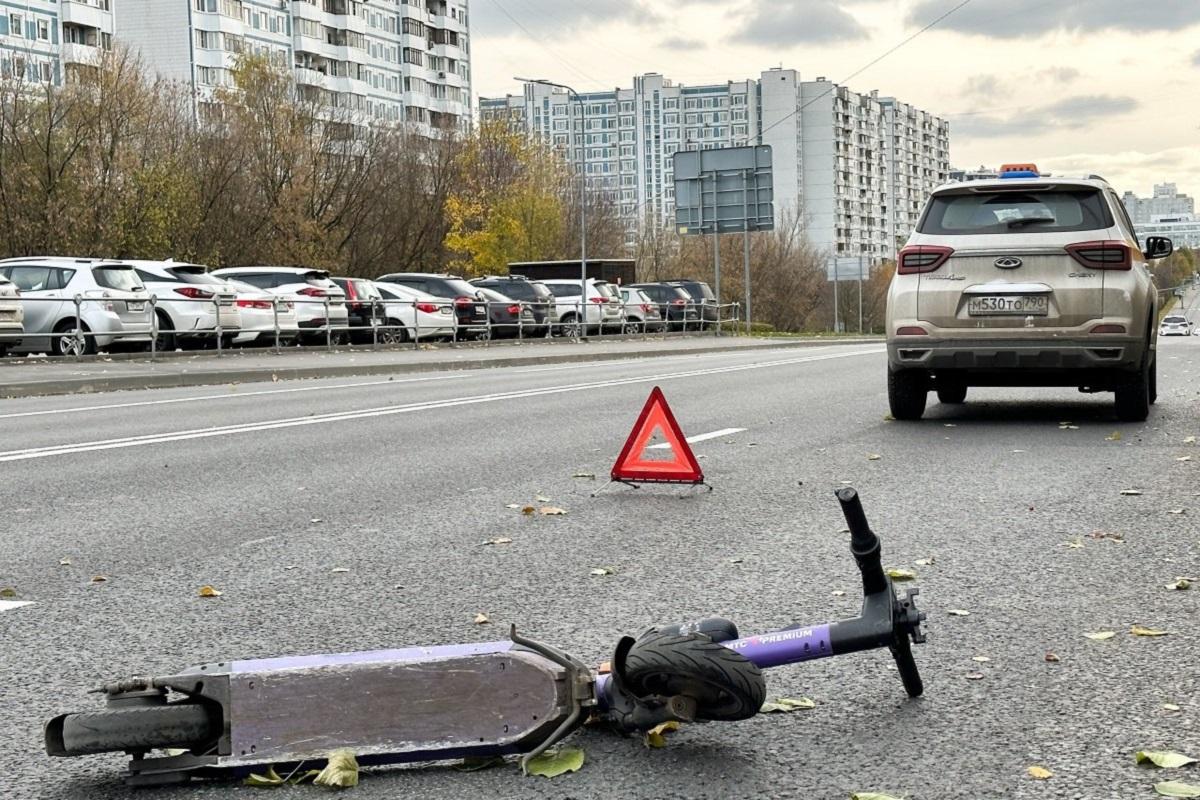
xmin=516 ymin=77 xmax=587 ymax=338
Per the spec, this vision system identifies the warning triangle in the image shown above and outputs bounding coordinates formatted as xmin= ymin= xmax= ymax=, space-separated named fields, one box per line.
xmin=611 ymin=387 xmax=704 ymax=484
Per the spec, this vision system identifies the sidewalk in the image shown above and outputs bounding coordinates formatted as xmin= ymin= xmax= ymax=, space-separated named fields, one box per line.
xmin=0 ymin=335 xmax=883 ymax=399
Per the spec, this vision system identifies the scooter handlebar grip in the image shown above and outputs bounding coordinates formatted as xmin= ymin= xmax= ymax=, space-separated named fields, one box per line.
xmin=835 ymin=488 xmax=879 ymax=553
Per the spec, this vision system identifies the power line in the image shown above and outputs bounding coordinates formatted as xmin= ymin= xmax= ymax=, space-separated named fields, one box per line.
xmin=482 ymin=0 xmax=604 ymax=88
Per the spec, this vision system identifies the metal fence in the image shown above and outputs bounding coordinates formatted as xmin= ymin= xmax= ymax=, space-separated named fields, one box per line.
xmin=0 ymin=294 xmax=743 ymax=362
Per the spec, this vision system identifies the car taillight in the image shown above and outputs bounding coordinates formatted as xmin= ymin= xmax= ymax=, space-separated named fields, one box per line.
xmin=507 ymin=304 xmax=521 ymax=315
xmin=898 ymin=245 xmax=954 ymax=274
xmin=589 ymin=296 xmax=610 ymax=304
xmin=896 ymin=326 xmax=929 ymax=336
xmin=237 ymin=299 xmax=272 ymax=310
xmin=174 ymin=286 xmax=215 ymax=299
xmin=343 ymin=283 xmax=358 ymax=300
xmin=454 ymin=296 xmax=473 ymax=306
xmin=415 ymin=302 xmax=438 ymax=314
xmin=641 ymin=303 xmax=653 ymax=313
xmin=298 ymin=287 xmax=327 ymax=297
xmin=1066 ymin=241 xmax=1132 ymax=270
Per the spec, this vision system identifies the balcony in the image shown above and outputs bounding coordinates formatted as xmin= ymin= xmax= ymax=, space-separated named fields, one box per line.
xmin=61 ymin=0 xmax=113 ymax=32
xmin=60 ymin=42 xmax=102 ymax=67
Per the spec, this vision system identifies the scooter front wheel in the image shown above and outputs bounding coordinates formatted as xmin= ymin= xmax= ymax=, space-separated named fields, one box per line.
xmin=623 ymin=631 xmax=765 ymax=722
xmin=56 ymin=703 xmax=217 ymax=756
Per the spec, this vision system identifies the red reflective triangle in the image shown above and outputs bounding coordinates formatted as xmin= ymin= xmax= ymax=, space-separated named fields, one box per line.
xmin=611 ymin=386 xmax=704 ymax=484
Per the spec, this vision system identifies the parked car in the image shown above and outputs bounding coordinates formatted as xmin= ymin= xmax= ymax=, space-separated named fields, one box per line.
xmin=1159 ymin=315 xmax=1193 ymax=337
xmin=223 ymin=280 xmax=300 ymax=347
xmin=476 ymin=287 xmax=537 ymax=339
xmin=128 ymin=260 xmax=241 ymax=351
xmin=470 ymin=276 xmax=553 ymax=337
xmin=331 ymin=277 xmax=384 ymax=344
xmin=662 ymin=279 xmax=719 ymax=328
xmin=375 ymin=273 xmax=489 ymax=340
xmin=373 ymin=282 xmax=457 ymax=342
xmin=886 ymin=165 xmax=1169 ymax=422
xmin=0 ymin=258 xmax=153 ymax=356
xmin=0 ymin=273 xmax=23 ymax=357
xmin=540 ymin=278 xmax=623 ymax=336
xmin=212 ymin=267 xmax=349 ymax=345
xmin=627 ymin=282 xmax=700 ymax=331
xmin=618 ymin=287 xmax=666 ymax=333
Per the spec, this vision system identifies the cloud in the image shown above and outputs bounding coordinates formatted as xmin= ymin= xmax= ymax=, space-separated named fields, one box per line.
xmin=908 ymin=0 xmax=1200 ymax=38
xmin=1193 ymin=50 xmax=1200 ymax=67
xmin=472 ymin=0 xmax=661 ymax=36
xmin=1037 ymin=67 xmax=1080 ymax=84
xmin=660 ymin=36 xmax=707 ymax=51
xmin=952 ymin=94 xmax=1139 ymax=138
xmin=733 ymin=0 xmax=868 ymax=46
xmin=959 ymin=74 xmax=1009 ymax=101
xmin=1039 ymin=147 xmax=1200 ymax=196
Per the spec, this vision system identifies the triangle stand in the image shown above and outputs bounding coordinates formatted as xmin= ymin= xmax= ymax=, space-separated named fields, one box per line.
xmin=593 ymin=386 xmax=713 ymax=496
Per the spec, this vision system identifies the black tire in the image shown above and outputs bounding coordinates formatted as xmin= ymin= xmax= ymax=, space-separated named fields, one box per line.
xmin=888 ymin=367 xmax=928 ymax=420
xmin=60 ymin=704 xmax=217 ymax=756
xmin=1148 ymin=355 xmax=1157 ymax=406
xmin=1114 ymin=353 xmax=1151 ymax=422
xmin=890 ymin=635 xmax=924 ymax=698
xmin=623 ymin=632 xmax=766 ymax=722
xmin=154 ymin=311 xmax=177 ymax=352
xmin=936 ymin=383 xmax=967 ymax=404
xmin=52 ymin=320 xmax=95 ymax=357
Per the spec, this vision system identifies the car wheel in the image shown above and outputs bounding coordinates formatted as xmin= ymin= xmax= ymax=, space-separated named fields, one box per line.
xmin=1114 ymin=354 xmax=1151 ymax=422
xmin=623 ymin=320 xmax=641 ymax=335
xmin=379 ymin=320 xmax=409 ymax=345
xmin=936 ymin=382 xmax=967 ymax=404
xmin=153 ymin=311 xmax=177 ymax=352
xmin=53 ymin=320 xmax=95 ymax=357
xmin=1148 ymin=355 xmax=1157 ymax=406
xmin=888 ymin=366 xmax=928 ymax=420
xmin=558 ymin=314 xmax=581 ymax=338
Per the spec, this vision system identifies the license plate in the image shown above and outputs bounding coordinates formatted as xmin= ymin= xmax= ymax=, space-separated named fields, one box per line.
xmin=127 ymin=302 xmax=145 ymax=312
xmin=967 ymin=295 xmax=1049 ymax=316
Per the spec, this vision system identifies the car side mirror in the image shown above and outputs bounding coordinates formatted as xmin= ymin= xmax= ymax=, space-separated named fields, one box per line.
xmin=1145 ymin=236 xmax=1174 ymax=260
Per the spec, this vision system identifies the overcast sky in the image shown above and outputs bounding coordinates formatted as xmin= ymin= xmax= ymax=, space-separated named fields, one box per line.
xmin=470 ymin=0 xmax=1200 ymax=199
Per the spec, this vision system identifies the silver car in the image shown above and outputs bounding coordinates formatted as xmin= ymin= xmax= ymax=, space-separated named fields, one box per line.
xmin=0 ymin=273 xmax=23 ymax=357
xmin=128 ymin=260 xmax=241 ymax=351
xmin=0 ymin=258 xmax=153 ymax=356
xmin=1158 ymin=315 xmax=1193 ymax=337
xmin=211 ymin=267 xmax=349 ymax=345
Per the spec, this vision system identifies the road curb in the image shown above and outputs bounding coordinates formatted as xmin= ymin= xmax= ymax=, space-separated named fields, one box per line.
xmin=0 ymin=338 xmax=883 ymax=399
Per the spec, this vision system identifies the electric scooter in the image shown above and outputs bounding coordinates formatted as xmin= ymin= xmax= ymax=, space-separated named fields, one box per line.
xmin=45 ymin=488 xmax=926 ymax=786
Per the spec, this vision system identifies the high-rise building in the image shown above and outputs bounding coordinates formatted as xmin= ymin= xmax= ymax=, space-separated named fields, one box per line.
xmin=480 ymin=69 xmax=950 ymax=260
xmin=0 ymin=0 xmax=116 ymax=85
xmin=115 ymin=0 xmax=472 ymax=132
xmin=1122 ymin=183 xmax=1195 ymax=226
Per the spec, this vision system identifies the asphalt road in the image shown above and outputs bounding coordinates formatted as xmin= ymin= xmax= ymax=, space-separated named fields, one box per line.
xmin=1 ymin=340 xmax=1198 ymax=800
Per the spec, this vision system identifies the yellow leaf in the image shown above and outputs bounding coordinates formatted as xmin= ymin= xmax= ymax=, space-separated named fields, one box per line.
xmin=474 ymin=612 xmax=490 ymax=624
xmin=1137 ymin=750 xmax=1198 ymax=769
xmin=760 ymin=697 xmax=816 ymax=713
xmin=91 ymin=575 xmax=108 ymax=583
xmin=198 ymin=585 xmax=223 ymax=598
xmin=521 ymin=506 xmax=536 ymax=515
xmin=244 ymin=767 xmax=284 ymax=787
xmin=1131 ymin=625 xmax=1170 ymax=637
xmin=1155 ymin=781 xmax=1200 ymax=797
xmin=539 ymin=507 xmax=567 ymax=516
xmin=643 ymin=720 xmax=680 ymax=748
xmin=867 ymin=453 xmax=882 ymax=461
xmin=0 ymin=588 xmax=15 ymax=599
xmin=886 ymin=568 xmax=916 ymax=581
xmin=851 ymin=793 xmax=905 ymax=800
xmin=1085 ymin=631 xmax=1117 ymax=641
xmin=524 ymin=747 xmax=585 ymax=778
xmin=1028 ymin=766 xmax=1053 ymax=780
xmin=1106 ymin=431 xmax=1122 ymax=441
xmin=313 ymin=749 xmax=359 ymax=788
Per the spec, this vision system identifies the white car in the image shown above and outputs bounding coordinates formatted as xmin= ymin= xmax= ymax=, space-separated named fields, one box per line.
xmin=224 ymin=280 xmax=300 ymax=346
xmin=374 ymin=282 xmax=456 ymax=342
xmin=619 ymin=287 xmax=666 ymax=333
xmin=0 ymin=274 xmax=23 ymax=357
xmin=540 ymin=278 xmax=623 ymax=336
xmin=211 ymin=267 xmax=349 ymax=345
xmin=0 ymin=258 xmax=153 ymax=356
xmin=1159 ymin=315 xmax=1193 ymax=337
xmin=128 ymin=260 xmax=241 ymax=351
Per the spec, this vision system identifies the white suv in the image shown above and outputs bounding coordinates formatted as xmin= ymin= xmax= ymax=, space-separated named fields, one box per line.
xmin=212 ymin=267 xmax=349 ymax=345
xmin=128 ymin=260 xmax=241 ymax=351
xmin=0 ymin=274 xmax=23 ymax=356
xmin=886 ymin=168 xmax=1171 ymax=422
xmin=540 ymin=278 xmax=623 ymax=336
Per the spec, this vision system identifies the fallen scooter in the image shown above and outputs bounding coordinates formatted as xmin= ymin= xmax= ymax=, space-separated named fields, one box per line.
xmin=45 ymin=488 xmax=927 ymax=786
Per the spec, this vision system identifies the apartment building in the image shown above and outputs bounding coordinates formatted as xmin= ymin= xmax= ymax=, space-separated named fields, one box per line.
xmin=0 ymin=0 xmax=115 ymax=85
xmin=115 ymin=0 xmax=472 ymax=132
xmin=1121 ymin=183 xmax=1195 ymax=226
xmin=481 ymin=69 xmax=950 ymax=260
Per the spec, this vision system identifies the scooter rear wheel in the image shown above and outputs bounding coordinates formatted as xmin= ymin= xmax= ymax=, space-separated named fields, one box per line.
xmin=60 ymin=703 xmax=217 ymax=755
xmin=623 ymin=632 xmax=766 ymax=722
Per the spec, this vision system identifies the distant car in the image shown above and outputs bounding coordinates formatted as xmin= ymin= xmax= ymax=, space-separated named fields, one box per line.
xmin=0 ymin=273 xmax=23 ymax=357
xmin=0 ymin=257 xmax=153 ymax=356
xmin=662 ymin=279 xmax=719 ymax=328
xmin=1159 ymin=315 xmax=1192 ymax=336
xmin=373 ymin=281 xmax=456 ymax=342
xmin=129 ymin=260 xmax=241 ymax=351
xmin=619 ymin=287 xmax=666 ymax=333
xmin=212 ymin=267 xmax=349 ymax=345
xmin=331 ymin=277 xmax=384 ymax=344
xmin=223 ymin=280 xmax=299 ymax=347
xmin=470 ymin=276 xmax=552 ymax=337
xmin=627 ymin=282 xmax=700 ymax=332
xmin=376 ymin=273 xmax=489 ymax=340
xmin=539 ymin=278 xmax=623 ymax=336
xmin=476 ymin=287 xmax=537 ymax=339
xmin=886 ymin=167 xmax=1167 ymax=422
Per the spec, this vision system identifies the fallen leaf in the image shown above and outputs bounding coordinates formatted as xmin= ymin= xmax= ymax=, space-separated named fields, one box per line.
xmin=1167 ymin=579 xmax=1191 ymax=591
xmin=540 ymin=507 xmax=567 ymax=516
xmin=1185 ymin=436 xmax=1197 ymax=445
xmin=1121 ymin=489 xmax=1144 ymax=496
xmin=867 ymin=454 xmax=882 ymax=461
xmin=474 ymin=613 xmax=490 ymax=625
xmin=972 ymin=656 xmax=990 ymax=663
xmin=1044 ymin=652 xmax=1060 ymax=663
xmin=1178 ymin=456 xmax=1194 ymax=462
xmin=851 ymin=794 xmax=904 ymax=800
xmin=1131 ymin=625 xmax=1170 ymax=637
xmin=914 ymin=558 xmax=936 ymax=566
xmin=572 ymin=472 xmax=596 ymax=479
xmin=886 ymin=568 xmax=917 ymax=581
xmin=1167 ymin=509 xmax=1187 ymax=515
xmin=331 ymin=567 xmax=350 ymax=574
xmin=521 ymin=506 xmax=536 ymax=515
xmin=589 ymin=568 xmax=614 ymax=577
xmin=729 ymin=557 xmax=744 ymax=564
xmin=944 ymin=423 xmax=957 ymax=428
xmin=1012 ymin=449 xmax=1027 ymax=453
xmin=1088 ymin=530 xmax=1125 ymax=542
xmin=480 ymin=537 xmax=513 ymax=546
xmin=883 ymin=414 xmax=895 ymax=421
xmin=505 ymin=503 xmax=521 ymax=509
xmin=1085 ymin=631 xmax=1117 ymax=641
xmin=1106 ymin=431 xmax=1123 ymax=441
xmin=1164 ymin=704 xmax=1182 ymax=712
xmin=309 ymin=518 xmax=323 ymax=524
xmin=1155 ymin=781 xmax=1200 ymax=798
xmin=524 ymin=747 xmax=584 ymax=778
xmin=91 ymin=575 xmax=108 ymax=583
xmin=456 ymin=756 xmax=506 ymax=772
xmin=832 ymin=590 xmax=847 ymax=597
xmin=1062 ymin=537 xmax=1085 ymax=549
xmin=1137 ymin=751 xmax=1198 ymax=769
xmin=948 ymin=609 xmax=970 ymax=617
xmin=643 ymin=720 xmax=680 ymax=748
xmin=198 ymin=585 xmax=223 ymax=598
xmin=0 ymin=587 xmax=15 ymax=598
xmin=1028 ymin=766 xmax=1053 ymax=780
xmin=313 ymin=749 xmax=359 ymax=788
xmin=244 ymin=767 xmax=285 ymax=787
xmin=58 ymin=558 xmax=71 ymax=566
xmin=965 ymin=672 xmax=985 ymax=680
xmin=535 ymin=494 xmax=551 ymax=503
xmin=759 ymin=697 xmax=816 ymax=713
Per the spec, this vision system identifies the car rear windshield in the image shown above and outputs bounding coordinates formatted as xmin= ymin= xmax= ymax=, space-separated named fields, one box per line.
xmin=1163 ymin=316 xmax=1187 ymax=324
xmin=442 ymin=279 xmax=480 ymax=298
xmin=919 ymin=189 xmax=1114 ymax=235
xmin=481 ymin=281 xmax=538 ymax=300
xmin=545 ymin=283 xmax=581 ymax=297
xmin=674 ymin=281 xmax=714 ymax=300
xmin=93 ymin=266 xmax=145 ymax=291
xmin=166 ymin=267 xmax=226 ymax=285
xmin=595 ymin=282 xmax=618 ymax=298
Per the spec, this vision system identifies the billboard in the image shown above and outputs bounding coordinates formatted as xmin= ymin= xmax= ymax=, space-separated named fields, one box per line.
xmin=673 ymin=146 xmax=774 ymax=235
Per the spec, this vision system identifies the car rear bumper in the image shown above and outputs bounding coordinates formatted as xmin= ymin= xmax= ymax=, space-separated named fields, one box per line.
xmin=888 ymin=336 xmax=1147 ymax=373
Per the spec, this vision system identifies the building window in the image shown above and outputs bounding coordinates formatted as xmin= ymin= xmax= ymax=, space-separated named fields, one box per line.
xmin=9 ymin=14 xmax=22 ymax=38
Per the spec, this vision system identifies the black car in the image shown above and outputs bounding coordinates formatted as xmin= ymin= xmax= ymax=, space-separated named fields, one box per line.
xmin=470 ymin=276 xmax=552 ymax=337
xmin=476 ymin=287 xmax=537 ymax=339
xmin=376 ymin=273 xmax=488 ymax=339
xmin=663 ymin=280 xmax=718 ymax=327
xmin=331 ymin=277 xmax=384 ymax=344
xmin=628 ymin=283 xmax=701 ymax=332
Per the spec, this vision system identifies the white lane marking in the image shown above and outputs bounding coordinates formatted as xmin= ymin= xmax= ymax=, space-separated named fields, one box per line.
xmin=0 ymin=347 xmax=856 ymax=420
xmin=0 ymin=349 xmax=883 ymax=463
xmin=648 ymin=427 xmax=747 ymax=450
xmin=0 ymin=600 xmax=34 ymax=612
